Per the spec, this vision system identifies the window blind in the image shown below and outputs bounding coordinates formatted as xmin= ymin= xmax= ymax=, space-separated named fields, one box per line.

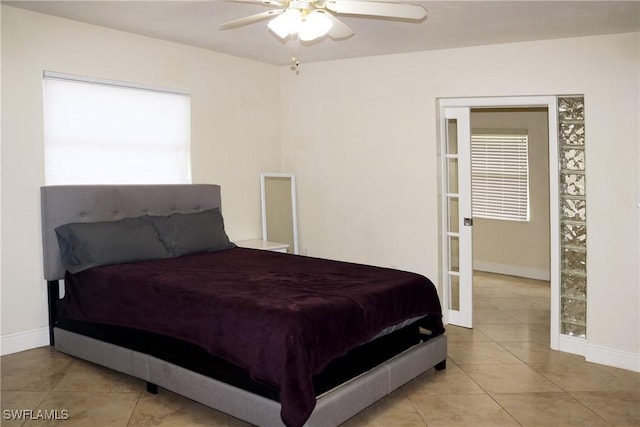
xmin=43 ymin=72 xmax=191 ymax=185
xmin=471 ymin=129 xmax=530 ymax=221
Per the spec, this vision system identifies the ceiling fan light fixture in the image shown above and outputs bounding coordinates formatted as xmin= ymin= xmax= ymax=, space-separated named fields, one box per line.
xmin=267 ymin=8 xmax=302 ymax=39
xmin=298 ymin=10 xmax=333 ymax=41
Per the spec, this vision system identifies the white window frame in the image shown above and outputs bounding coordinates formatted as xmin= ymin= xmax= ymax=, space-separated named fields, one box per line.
xmin=471 ymin=128 xmax=530 ymax=222
xmin=43 ymin=71 xmax=191 ymax=185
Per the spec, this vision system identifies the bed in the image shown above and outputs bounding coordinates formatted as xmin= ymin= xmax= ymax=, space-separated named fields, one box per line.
xmin=41 ymin=184 xmax=447 ymax=427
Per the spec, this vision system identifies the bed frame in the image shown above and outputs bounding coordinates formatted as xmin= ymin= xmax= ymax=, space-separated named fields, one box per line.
xmin=41 ymin=184 xmax=447 ymax=427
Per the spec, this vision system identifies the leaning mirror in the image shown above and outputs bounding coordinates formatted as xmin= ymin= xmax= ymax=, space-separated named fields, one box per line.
xmin=260 ymin=173 xmax=299 ymax=254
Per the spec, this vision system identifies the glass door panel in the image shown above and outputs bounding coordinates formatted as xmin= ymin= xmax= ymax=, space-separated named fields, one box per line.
xmin=448 ymin=197 xmax=459 ymax=234
xmin=449 ymin=274 xmax=460 ymax=311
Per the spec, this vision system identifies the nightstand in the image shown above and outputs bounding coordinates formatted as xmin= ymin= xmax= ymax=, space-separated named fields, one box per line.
xmin=235 ymin=239 xmax=289 ymax=253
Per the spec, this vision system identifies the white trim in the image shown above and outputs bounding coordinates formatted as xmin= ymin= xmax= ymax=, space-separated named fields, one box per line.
xmin=586 ymin=344 xmax=640 ymax=373
xmin=473 ymin=260 xmax=550 ymax=281
xmin=557 ymin=336 xmax=640 ymax=373
xmin=558 ymin=333 xmax=586 ymax=356
xmin=547 ymin=100 xmax=561 ymax=351
xmin=0 ymin=327 xmax=50 ymax=356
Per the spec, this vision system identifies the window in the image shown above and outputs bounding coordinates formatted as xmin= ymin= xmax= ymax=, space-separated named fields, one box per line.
xmin=43 ymin=71 xmax=191 ymax=185
xmin=471 ymin=129 xmax=530 ymax=221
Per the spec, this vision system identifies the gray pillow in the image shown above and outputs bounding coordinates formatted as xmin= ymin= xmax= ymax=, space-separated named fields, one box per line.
xmin=150 ymin=208 xmax=236 ymax=257
xmin=55 ymin=216 xmax=169 ymax=274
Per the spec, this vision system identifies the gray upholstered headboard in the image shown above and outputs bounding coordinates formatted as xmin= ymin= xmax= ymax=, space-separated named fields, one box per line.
xmin=41 ymin=184 xmax=222 ymax=281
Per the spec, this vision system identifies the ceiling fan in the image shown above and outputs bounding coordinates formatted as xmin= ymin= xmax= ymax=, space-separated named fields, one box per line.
xmin=218 ymin=0 xmax=428 ymax=42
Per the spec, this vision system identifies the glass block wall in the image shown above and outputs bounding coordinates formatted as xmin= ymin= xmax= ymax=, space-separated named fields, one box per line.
xmin=558 ymin=96 xmax=587 ymax=338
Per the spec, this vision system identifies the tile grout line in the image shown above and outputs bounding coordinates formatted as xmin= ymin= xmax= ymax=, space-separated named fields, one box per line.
xmin=456 ymin=363 xmax=524 ymax=426
xmin=125 ymin=387 xmax=145 ymax=427
xmin=522 ymin=360 xmax=619 ymax=426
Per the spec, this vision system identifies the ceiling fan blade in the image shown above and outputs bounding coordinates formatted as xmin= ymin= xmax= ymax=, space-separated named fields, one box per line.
xmin=325 ymin=13 xmax=355 ymax=39
xmin=219 ymin=9 xmax=283 ymax=29
xmin=219 ymin=0 xmax=284 ymax=5
xmin=324 ymin=1 xmax=427 ymax=20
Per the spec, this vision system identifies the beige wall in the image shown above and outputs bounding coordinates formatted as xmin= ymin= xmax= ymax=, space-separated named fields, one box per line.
xmin=471 ymin=109 xmax=550 ymax=280
xmin=279 ymin=33 xmax=639 ymax=359
xmin=1 ymin=6 xmax=281 ymax=340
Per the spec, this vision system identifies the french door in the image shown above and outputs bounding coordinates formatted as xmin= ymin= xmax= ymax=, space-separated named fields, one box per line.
xmin=441 ymin=107 xmax=473 ymax=328
xmin=439 ymin=96 xmax=560 ymax=351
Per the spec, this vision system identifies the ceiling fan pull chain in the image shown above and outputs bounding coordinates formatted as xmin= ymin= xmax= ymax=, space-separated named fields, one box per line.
xmin=290 ymin=56 xmax=300 ymax=74
xmin=289 ymin=33 xmax=301 ymax=74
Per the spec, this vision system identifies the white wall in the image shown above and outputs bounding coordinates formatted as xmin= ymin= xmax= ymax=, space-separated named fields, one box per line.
xmin=471 ymin=109 xmax=550 ymax=281
xmin=279 ymin=33 xmax=640 ymax=368
xmin=1 ymin=5 xmax=281 ymax=352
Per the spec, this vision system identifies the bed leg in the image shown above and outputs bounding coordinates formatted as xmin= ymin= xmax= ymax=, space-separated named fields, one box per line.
xmin=146 ymin=382 xmax=158 ymax=394
xmin=434 ymin=360 xmax=447 ymax=371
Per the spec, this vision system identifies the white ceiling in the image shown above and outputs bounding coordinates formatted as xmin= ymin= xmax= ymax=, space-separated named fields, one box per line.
xmin=5 ymin=1 xmax=640 ymax=66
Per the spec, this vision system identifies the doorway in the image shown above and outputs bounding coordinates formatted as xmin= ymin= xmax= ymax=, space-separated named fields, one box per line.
xmin=470 ymin=107 xmax=551 ymax=342
xmin=471 ymin=107 xmax=550 ymax=282
xmin=438 ymin=96 xmax=561 ymax=351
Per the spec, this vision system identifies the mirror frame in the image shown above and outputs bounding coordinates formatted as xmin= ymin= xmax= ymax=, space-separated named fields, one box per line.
xmin=260 ymin=172 xmax=299 ymax=254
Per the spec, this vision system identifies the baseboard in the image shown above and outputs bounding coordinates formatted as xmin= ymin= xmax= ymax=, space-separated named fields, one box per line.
xmin=586 ymin=343 xmax=640 ymax=373
xmin=557 ymin=335 xmax=639 ymax=373
xmin=473 ymin=260 xmax=550 ymax=281
xmin=558 ymin=334 xmax=586 ymax=356
xmin=0 ymin=327 xmax=50 ymax=356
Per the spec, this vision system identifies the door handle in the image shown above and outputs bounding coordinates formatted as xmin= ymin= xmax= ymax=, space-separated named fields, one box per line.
xmin=464 ymin=218 xmax=473 ymax=226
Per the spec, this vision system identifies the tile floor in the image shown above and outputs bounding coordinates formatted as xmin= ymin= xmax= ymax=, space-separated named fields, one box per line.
xmin=1 ymin=272 xmax=639 ymax=426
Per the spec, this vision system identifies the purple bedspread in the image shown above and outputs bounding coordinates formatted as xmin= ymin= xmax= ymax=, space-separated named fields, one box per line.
xmin=60 ymin=248 xmax=443 ymax=427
